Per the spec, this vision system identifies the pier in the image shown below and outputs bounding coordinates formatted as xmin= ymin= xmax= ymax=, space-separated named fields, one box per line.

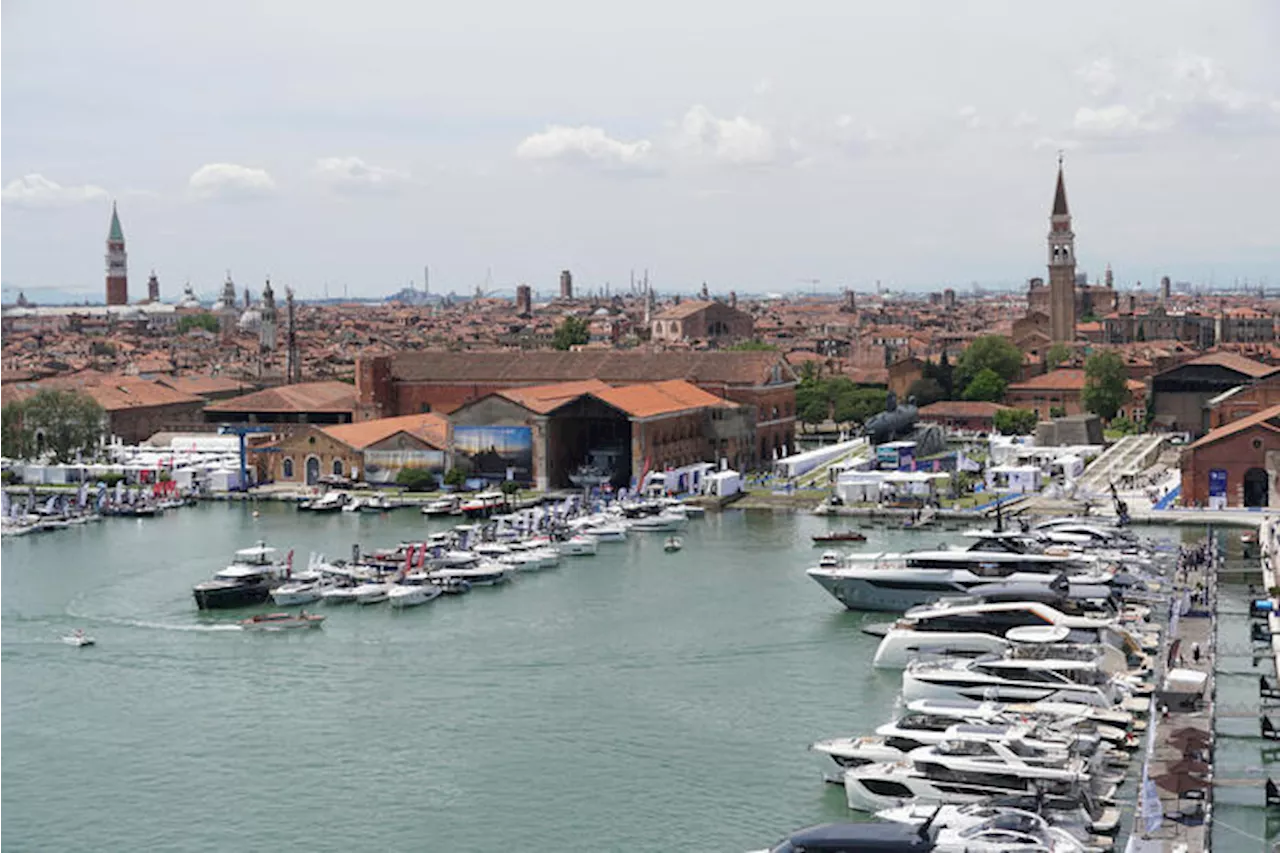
xmin=1128 ymin=537 xmax=1217 ymax=852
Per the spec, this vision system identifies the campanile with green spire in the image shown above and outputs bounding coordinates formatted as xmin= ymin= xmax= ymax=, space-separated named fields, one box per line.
xmin=105 ymin=201 xmax=128 ymax=305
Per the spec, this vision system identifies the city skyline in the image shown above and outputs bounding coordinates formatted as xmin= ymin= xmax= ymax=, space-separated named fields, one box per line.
xmin=3 ymin=1 xmax=1279 ymax=299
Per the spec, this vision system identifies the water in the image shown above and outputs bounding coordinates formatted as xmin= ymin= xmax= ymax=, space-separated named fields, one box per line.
xmin=3 ymin=506 xmax=1274 ymax=850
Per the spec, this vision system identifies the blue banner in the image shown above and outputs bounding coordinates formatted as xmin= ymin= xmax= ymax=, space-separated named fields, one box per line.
xmin=1209 ymin=468 xmax=1227 ymax=498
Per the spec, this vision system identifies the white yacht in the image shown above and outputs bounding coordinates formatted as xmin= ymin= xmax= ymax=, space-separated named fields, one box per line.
xmin=271 ymin=569 xmax=335 ymax=606
xmin=557 ymin=535 xmax=598 ymax=556
xmin=876 ymin=805 xmax=1092 ymax=853
xmin=877 ymin=796 xmax=1122 ymax=839
xmin=421 ymin=495 xmax=459 ymax=516
xmin=320 ymin=583 xmax=361 ymax=604
xmin=428 ymin=563 xmax=511 ymax=586
xmin=843 ymin=735 xmax=1100 ymax=813
xmin=902 ymin=654 xmax=1133 ymax=708
xmin=806 ymin=549 xmax=1111 ymax=612
xmin=350 ymin=580 xmax=392 ymax=604
xmin=872 ymin=599 xmax=1155 ymax=669
xmin=387 ymin=579 xmax=444 ymax=608
xmin=628 ymin=513 xmax=688 ymax=533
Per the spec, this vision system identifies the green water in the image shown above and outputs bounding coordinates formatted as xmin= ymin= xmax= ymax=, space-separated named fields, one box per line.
xmin=3 ymin=506 xmax=1274 ymax=850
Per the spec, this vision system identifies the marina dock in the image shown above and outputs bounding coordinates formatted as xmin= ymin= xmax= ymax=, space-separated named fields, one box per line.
xmin=1128 ymin=537 xmax=1217 ymax=852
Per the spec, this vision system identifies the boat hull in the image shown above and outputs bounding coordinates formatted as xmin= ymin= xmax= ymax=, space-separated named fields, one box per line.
xmin=193 ymin=581 xmax=276 ymax=610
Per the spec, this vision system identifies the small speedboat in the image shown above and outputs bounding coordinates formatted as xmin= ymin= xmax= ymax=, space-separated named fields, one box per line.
xmin=387 ymin=580 xmax=444 ymax=608
xmin=664 ymin=537 xmax=683 ymax=552
xmin=812 ymin=530 xmax=867 ymax=544
xmin=240 ymin=611 xmax=326 ymax=631
xmin=62 ymin=629 xmax=95 ymax=647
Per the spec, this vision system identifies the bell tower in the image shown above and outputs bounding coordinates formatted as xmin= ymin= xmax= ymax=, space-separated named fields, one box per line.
xmin=1047 ymin=155 xmax=1076 ymax=343
xmin=105 ymin=202 xmax=128 ymax=305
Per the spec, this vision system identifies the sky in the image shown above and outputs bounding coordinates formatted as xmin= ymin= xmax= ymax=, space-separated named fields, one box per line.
xmin=3 ymin=0 xmax=1280 ymax=302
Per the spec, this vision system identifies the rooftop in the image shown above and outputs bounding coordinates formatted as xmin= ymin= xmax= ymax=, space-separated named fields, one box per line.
xmin=1186 ymin=403 xmax=1280 ymax=451
xmin=322 ymin=412 xmax=448 ymax=450
xmin=205 ymin=381 xmax=358 ymax=413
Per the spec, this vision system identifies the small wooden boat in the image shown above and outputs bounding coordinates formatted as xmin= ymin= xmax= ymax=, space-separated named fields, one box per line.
xmin=62 ymin=629 xmax=95 ymax=647
xmin=811 ymin=530 xmax=867 ymax=544
xmin=663 ymin=537 xmax=683 ymax=552
xmin=240 ymin=611 xmax=326 ymax=631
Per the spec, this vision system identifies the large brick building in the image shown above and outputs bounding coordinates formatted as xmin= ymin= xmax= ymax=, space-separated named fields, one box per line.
xmin=1149 ymin=351 xmax=1278 ymax=436
xmin=255 ymin=413 xmax=448 ymax=485
xmin=355 ymin=350 xmax=796 ymax=468
xmin=1180 ymin=403 xmax=1280 ymax=508
xmin=1 ymin=371 xmax=205 ymax=445
xmin=649 ymin=300 xmax=754 ymax=344
xmin=1005 ymin=368 xmax=1145 ymax=421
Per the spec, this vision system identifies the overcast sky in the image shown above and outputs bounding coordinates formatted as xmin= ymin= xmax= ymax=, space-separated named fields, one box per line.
xmin=3 ymin=0 xmax=1279 ymax=301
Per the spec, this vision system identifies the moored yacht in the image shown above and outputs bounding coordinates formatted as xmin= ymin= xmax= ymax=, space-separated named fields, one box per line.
xmin=628 ymin=512 xmax=688 ymax=533
xmin=876 ymin=805 xmax=1092 ymax=853
xmin=387 ymin=577 xmax=444 ymax=608
xmin=192 ymin=543 xmax=289 ymax=610
xmin=421 ymin=495 xmax=460 ymax=516
xmin=902 ymin=654 xmax=1133 ymax=709
xmin=806 ymin=549 xmax=1111 ymax=612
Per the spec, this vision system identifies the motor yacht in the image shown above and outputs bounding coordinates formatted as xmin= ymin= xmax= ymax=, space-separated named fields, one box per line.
xmin=240 ymin=611 xmax=326 ymax=631
xmin=902 ymin=654 xmax=1133 ymax=709
xmin=573 ymin=518 xmax=628 ymax=542
xmin=350 ymin=580 xmax=392 ymax=605
xmin=878 ymin=795 xmax=1122 ymax=840
xmin=459 ymin=491 xmax=505 ymax=518
xmin=628 ymin=512 xmax=688 ymax=533
xmin=805 ymin=549 xmax=1111 ymax=612
xmin=871 ymin=600 xmax=1155 ymax=669
xmin=876 ymin=805 xmax=1092 ymax=853
xmin=558 ymin=534 xmax=598 ymax=556
xmin=192 ymin=543 xmax=289 ymax=610
xmin=270 ymin=569 xmax=335 ymax=606
xmin=750 ymin=821 xmax=936 ymax=853
xmin=320 ymin=581 xmax=361 ymax=604
xmin=428 ymin=564 xmax=511 ymax=586
xmin=298 ymin=491 xmax=348 ymax=513
xmin=421 ymin=495 xmax=460 ymax=516
xmin=387 ymin=578 xmax=444 ymax=608
xmin=843 ymin=735 xmax=1100 ymax=813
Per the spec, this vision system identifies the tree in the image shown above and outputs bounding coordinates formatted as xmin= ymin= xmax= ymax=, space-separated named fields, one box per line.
xmin=443 ymin=467 xmax=468 ymax=489
xmin=1049 ymin=405 xmax=1067 ymax=419
xmin=833 ymin=387 xmax=887 ymax=426
xmin=962 ymin=368 xmax=1007 ymax=402
xmin=906 ymin=378 xmax=945 ymax=407
xmin=955 ymin=335 xmax=1024 ymax=389
xmin=727 ymin=339 xmax=777 ymax=351
xmin=1082 ymin=350 xmax=1129 ymax=421
xmin=1 ymin=401 xmax=26 ymax=459
xmin=797 ymin=394 xmax=829 ymax=428
xmin=922 ymin=353 xmax=955 ymax=399
xmin=552 ymin=316 xmax=590 ymax=350
xmin=993 ymin=407 xmax=1039 ymax=436
xmin=395 ymin=466 xmax=437 ymax=491
xmin=1044 ymin=343 xmax=1072 ymax=371
xmin=1 ymin=389 xmax=105 ymax=462
xmin=177 ymin=312 xmax=220 ymax=334
xmin=1110 ymin=416 xmax=1138 ymax=435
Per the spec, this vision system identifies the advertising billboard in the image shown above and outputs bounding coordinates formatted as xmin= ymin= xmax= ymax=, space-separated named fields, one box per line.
xmin=1208 ymin=468 xmax=1227 ymax=510
xmin=454 ymin=426 xmax=533 ymax=482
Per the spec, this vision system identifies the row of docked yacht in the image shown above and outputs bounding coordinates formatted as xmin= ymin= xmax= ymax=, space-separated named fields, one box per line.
xmin=190 ymin=495 xmax=702 ymax=611
xmin=777 ymin=518 xmax=1172 ymax=852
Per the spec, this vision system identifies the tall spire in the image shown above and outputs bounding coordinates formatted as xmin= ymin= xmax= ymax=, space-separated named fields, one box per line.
xmin=1052 ymin=153 xmax=1069 ymax=217
xmin=108 ymin=201 xmax=124 ymax=242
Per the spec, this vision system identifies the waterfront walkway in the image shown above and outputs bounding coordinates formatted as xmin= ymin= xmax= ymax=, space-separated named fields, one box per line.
xmin=1128 ymin=538 xmax=1216 ymax=853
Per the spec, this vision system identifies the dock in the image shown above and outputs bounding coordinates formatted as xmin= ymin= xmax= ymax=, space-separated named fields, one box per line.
xmin=1128 ymin=536 xmax=1218 ymax=852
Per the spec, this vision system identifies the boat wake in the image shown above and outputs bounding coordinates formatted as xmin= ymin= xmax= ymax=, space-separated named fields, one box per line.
xmin=65 ymin=610 xmax=242 ymax=632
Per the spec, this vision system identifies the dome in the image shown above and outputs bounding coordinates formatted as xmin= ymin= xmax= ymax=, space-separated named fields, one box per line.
xmin=238 ymin=308 xmax=263 ymax=332
xmin=178 ymin=285 xmax=202 ymax=310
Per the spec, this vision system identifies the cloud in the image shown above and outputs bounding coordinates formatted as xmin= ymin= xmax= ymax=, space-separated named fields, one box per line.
xmin=1 ymin=174 xmax=108 ymax=208
xmin=1070 ymin=54 xmax=1279 ymax=141
xmin=832 ymin=115 xmax=894 ymax=156
xmin=1075 ymin=58 xmax=1118 ymax=98
xmin=314 ymin=156 xmax=410 ymax=193
xmin=673 ymin=104 xmax=777 ymax=166
xmin=515 ymin=125 xmax=655 ymax=173
xmin=188 ymin=163 xmax=276 ymax=200
xmin=1011 ymin=111 xmax=1039 ymax=130
xmin=1072 ymin=104 xmax=1165 ymax=138
xmin=956 ymin=105 xmax=982 ymax=130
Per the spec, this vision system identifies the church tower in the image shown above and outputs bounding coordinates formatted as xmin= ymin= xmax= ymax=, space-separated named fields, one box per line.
xmin=105 ymin=202 xmax=128 ymax=305
xmin=260 ymin=278 xmax=278 ymax=352
xmin=1047 ymin=157 xmax=1077 ymax=343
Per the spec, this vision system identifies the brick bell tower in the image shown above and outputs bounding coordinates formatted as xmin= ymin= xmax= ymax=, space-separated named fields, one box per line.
xmin=1047 ymin=155 xmax=1076 ymax=343
xmin=105 ymin=201 xmax=128 ymax=305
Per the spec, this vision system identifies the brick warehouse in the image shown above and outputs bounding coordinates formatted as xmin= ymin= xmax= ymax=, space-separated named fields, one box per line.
xmin=355 ymin=350 xmax=796 ymax=468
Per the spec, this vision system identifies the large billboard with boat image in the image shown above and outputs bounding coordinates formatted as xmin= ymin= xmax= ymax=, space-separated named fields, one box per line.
xmin=453 ymin=425 xmax=533 ymax=482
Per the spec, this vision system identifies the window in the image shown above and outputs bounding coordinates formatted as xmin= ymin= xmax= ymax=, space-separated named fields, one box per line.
xmin=420 ymin=403 xmax=431 ymax=413
xmin=332 ymin=459 xmax=344 ymax=476
xmin=282 ymin=458 xmax=294 ymax=479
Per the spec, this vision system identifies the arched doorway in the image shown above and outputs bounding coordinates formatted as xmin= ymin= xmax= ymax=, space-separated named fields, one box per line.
xmin=1244 ymin=467 xmax=1269 ymax=508
xmin=305 ymin=456 xmax=321 ymax=485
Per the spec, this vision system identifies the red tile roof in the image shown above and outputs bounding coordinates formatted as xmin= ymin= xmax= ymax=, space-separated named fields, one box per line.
xmin=1008 ymin=369 xmax=1087 ymax=391
xmin=1186 ymin=403 xmax=1280 ymax=450
xmin=205 ymin=381 xmax=358 ymax=413
xmin=322 ymin=413 xmax=448 ymax=450
xmin=1 ymin=372 xmax=203 ymax=411
xmin=918 ymin=401 xmax=1010 ymax=418
xmin=1180 ymin=351 xmax=1278 ymax=378
xmin=592 ymin=379 xmax=735 ymax=419
xmin=156 ymin=375 xmax=254 ymax=397
xmin=498 ymin=380 xmax=613 ymax=414
xmin=388 ymin=350 xmax=793 ymax=387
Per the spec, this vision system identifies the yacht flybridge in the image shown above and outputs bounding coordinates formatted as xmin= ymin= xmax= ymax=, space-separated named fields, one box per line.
xmin=806 ymin=549 xmax=1112 ymax=612
xmin=192 ymin=543 xmax=289 ymax=610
